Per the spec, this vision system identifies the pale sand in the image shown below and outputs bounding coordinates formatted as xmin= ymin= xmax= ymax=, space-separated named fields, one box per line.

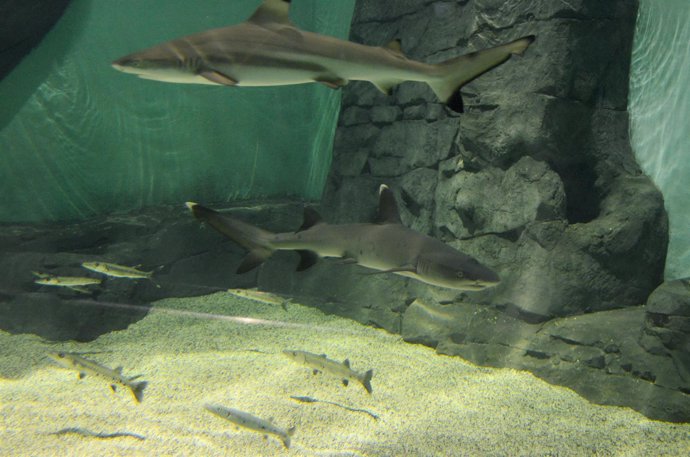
xmin=1 ymin=292 xmax=689 ymax=456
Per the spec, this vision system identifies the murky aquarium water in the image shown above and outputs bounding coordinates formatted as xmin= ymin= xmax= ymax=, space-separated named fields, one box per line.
xmin=1 ymin=1 xmax=690 ymax=456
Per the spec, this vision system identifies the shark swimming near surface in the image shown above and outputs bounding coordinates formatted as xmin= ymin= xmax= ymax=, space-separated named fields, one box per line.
xmin=186 ymin=185 xmax=499 ymax=291
xmin=112 ymin=0 xmax=534 ymax=112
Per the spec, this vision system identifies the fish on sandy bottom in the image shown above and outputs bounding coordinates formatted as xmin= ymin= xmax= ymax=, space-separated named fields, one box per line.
xmin=112 ymin=0 xmax=534 ymax=112
xmin=33 ymin=272 xmax=101 ymax=294
xmin=47 ymin=352 xmax=148 ymax=403
xmin=283 ymin=350 xmax=374 ymax=394
xmin=227 ymin=288 xmax=290 ymax=310
xmin=205 ymin=403 xmax=295 ymax=449
xmin=81 ymin=261 xmax=159 ymax=286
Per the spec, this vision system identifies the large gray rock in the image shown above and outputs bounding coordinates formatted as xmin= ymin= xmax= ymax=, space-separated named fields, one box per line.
xmin=320 ymin=0 xmax=666 ymax=321
xmin=257 ymin=0 xmax=677 ymax=422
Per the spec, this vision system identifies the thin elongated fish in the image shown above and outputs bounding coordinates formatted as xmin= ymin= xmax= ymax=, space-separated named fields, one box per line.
xmin=227 ymin=288 xmax=289 ymax=309
xmin=205 ymin=403 xmax=295 ymax=449
xmin=81 ymin=262 xmax=153 ymax=280
xmin=283 ymin=350 xmax=374 ymax=394
xmin=186 ymin=185 xmax=499 ymax=291
xmin=47 ymin=352 xmax=148 ymax=403
xmin=112 ymin=0 xmax=534 ymax=112
xmin=33 ymin=272 xmax=101 ymax=293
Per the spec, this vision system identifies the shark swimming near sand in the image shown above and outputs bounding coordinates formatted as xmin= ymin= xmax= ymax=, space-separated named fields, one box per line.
xmin=112 ymin=0 xmax=534 ymax=112
xmin=186 ymin=185 xmax=499 ymax=291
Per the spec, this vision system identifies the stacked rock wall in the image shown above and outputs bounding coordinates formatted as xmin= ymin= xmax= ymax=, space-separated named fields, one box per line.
xmin=260 ymin=0 xmax=690 ymax=422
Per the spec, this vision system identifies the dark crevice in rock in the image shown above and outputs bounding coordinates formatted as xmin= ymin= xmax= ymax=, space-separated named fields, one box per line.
xmin=552 ymin=160 xmax=601 ymax=224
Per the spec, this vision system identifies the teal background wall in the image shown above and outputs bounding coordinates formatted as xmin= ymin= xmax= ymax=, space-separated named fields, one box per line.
xmin=629 ymin=0 xmax=690 ymax=279
xmin=0 ymin=0 xmax=354 ymax=222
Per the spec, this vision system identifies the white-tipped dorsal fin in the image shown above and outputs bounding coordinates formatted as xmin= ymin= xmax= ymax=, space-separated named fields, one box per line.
xmin=248 ymin=0 xmax=293 ymax=25
xmin=376 ymin=184 xmax=402 ymax=224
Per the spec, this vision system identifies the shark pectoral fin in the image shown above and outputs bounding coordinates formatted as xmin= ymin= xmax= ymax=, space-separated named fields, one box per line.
xmin=200 ymin=71 xmax=238 ymax=86
xmin=296 ymin=250 xmax=319 ymax=271
xmin=314 ymin=76 xmax=348 ymax=89
xmin=237 ymin=251 xmax=269 ymax=274
xmin=362 ymin=266 xmax=415 ymax=275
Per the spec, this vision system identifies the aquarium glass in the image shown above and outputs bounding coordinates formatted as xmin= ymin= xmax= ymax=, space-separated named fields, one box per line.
xmin=0 ymin=0 xmax=354 ymax=222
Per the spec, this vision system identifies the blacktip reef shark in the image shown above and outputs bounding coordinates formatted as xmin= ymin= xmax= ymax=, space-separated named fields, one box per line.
xmin=112 ymin=0 xmax=534 ymax=112
xmin=186 ymin=184 xmax=500 ymax=291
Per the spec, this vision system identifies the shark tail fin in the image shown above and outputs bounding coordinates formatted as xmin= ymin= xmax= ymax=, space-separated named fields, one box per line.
xmin=361 ymin=369 xmax=374 ymax=394
xmin=186 ymin=202 xmax=276 ymax=273
xmin=130 ymin=380 xmax=148 ymax=403
xmin=282 ymin=426 xmax=296 ymax=449
xmin=428 ymin=35 xmax=535 ymax=113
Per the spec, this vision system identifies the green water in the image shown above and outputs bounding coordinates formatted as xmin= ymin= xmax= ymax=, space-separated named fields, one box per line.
xmin=629 ymin=0 xmax=690 ymax=279
xmin=0 ymin=0 xmax=354 ymax=222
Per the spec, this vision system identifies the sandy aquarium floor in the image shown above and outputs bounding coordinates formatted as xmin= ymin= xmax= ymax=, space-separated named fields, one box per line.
xmin=1 ymin=292 xmax=690 ymax=457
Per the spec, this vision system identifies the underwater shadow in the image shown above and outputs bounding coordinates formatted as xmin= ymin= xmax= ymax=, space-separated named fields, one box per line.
xmin=0 ymin=292 xmax=150 ymax=342
xmin=0 ymin=0 xmax=92 ymax=131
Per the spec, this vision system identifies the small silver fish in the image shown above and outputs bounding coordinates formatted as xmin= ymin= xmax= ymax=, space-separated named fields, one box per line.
xmin=33 ymin=272 xmax=101 ymax=293
xmin=81 ymin=262 xmax=153 ymax=280
xmin=227 ymin=288 xmax=289 ymax=309
xmin=204 ymin=404 xmax=295 ymax=449
xmin=283 ymin=350 xmax=373 ymax=394
xmin=47 ymin=351 xmax=148 ymax=403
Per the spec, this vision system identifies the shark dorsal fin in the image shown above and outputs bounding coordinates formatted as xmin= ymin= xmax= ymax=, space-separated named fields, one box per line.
xmin=248 ymin=0 xmax=293 ymax=26
xmin=343 ymin=359 xmax=351 ymax=368
xmin=385 ymin=39 xmax=405 ymax=57
xmin=376 ymin=184 xmax=402 ymax=224
xmin=299 ymin=207 xmax=323 ymax=232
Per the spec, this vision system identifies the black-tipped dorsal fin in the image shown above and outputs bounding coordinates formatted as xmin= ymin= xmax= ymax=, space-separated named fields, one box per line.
xmin=248 ymin=0 xmax=292 ymax=25
xmin=299 ymin=207 xmax=323 ymax=232
xmin=376 ymin=184 xmax=402 ymax=224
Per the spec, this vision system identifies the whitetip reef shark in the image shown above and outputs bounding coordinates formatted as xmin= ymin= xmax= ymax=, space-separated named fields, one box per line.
xmin=186 ymin=185 xmax=499 ymax=291
xmin=112 ymin=0 xmax=534 ymax=112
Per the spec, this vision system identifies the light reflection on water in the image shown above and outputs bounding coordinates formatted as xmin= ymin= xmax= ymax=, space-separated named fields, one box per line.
xmin=629 ymin=0 xmax=690 ymax=279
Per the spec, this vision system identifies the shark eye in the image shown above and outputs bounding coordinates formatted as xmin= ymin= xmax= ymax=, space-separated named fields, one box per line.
xmin=456 ymin=271 xmax=464 ymax=279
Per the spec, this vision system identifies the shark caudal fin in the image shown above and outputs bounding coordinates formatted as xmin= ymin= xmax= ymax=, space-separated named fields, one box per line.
xmin=185 ymin=202 xmax=275 ymax=273
xmin=282 ymin=426 xmax=296 ymax=449
xmin=130 ymin=380 xmax=148 ymax=403
xmin=428 ymin=35 xmax=534 ymax=112
xmin=361 ymin=369 xmax=374 ymax=394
